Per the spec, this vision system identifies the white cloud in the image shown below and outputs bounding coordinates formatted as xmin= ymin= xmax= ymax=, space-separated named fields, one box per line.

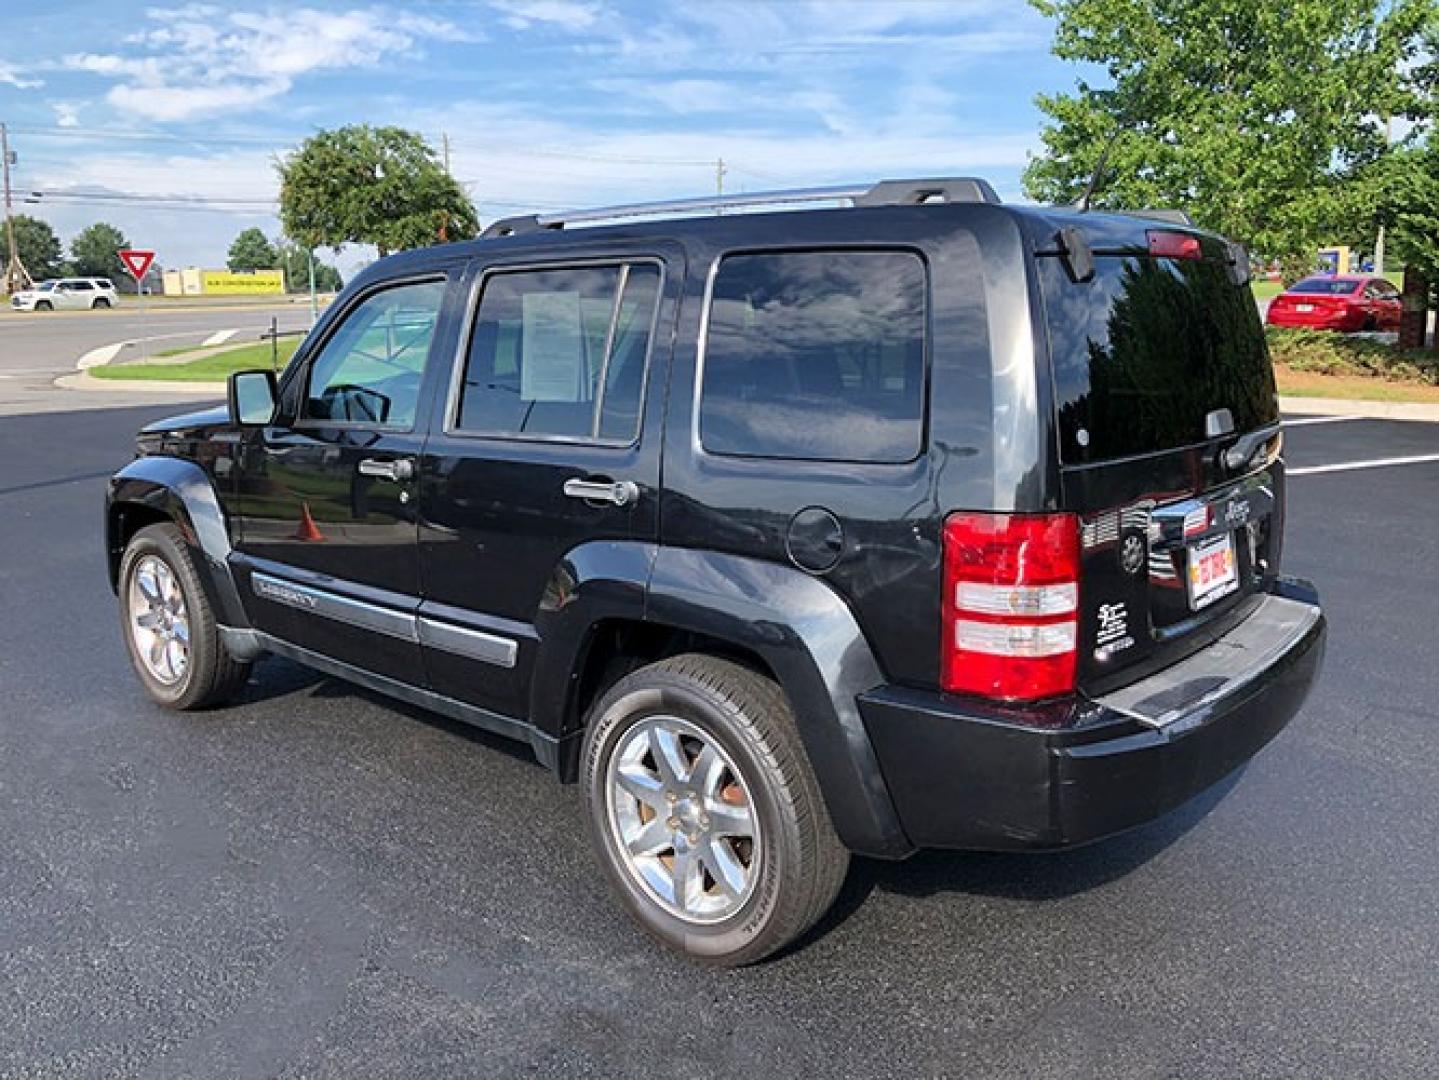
xmin=0 ymin=61 xmax=43 ymax=89
xmin=52 ymin=103 xmax=81 ymax=128
xmin=490 ymin=0 xmax=603 ymax=31
xmin=62 ymin=6 xmax=466 ymax=121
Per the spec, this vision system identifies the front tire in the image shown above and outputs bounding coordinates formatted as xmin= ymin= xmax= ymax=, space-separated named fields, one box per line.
xmin=118 ymin=523 xmax=251 ymax=709
xmin=34 ymin=300 xmax=52 ymax=311
xmin=580 ymin=654 xmax=849 ymax=966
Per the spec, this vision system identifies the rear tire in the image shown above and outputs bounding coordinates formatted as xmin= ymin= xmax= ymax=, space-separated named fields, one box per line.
xmin=118 ymin=523 xmax=251 ymax=710
xmin=580 ymin=654 xmax=849 ymax=966
xmin=92 ymin=297 xmax=111 ymax=309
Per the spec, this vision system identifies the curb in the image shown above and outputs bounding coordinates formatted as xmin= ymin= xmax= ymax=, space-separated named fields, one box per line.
xmin=1279 ymin=395 xmax=1439 ymax=422
xmin=55 ymin=371 xmax=225 ymax=394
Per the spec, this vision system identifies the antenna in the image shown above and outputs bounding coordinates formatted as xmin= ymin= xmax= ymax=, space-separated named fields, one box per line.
xmin=1075 ymin=130 xmax=1121 ymax=213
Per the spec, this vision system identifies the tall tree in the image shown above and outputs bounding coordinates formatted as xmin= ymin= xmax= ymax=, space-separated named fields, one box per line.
xmin=227 ymin=227 xmax=279 ymax=272
xmin=69 ymin=222 xmax=129 ymax=280
xmin=1 ymin=215 xmax=65 ymax=283
xmin=277 ymin=242 xmax=343 ymax=294
xmin=277 ymin=125 xmax=478 ymax=257
xmin=1022 ymin=0 xmax=1434 ymax=262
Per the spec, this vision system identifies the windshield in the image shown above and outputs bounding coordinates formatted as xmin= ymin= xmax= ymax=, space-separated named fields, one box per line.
xmin=36 ymin=282 xmax=55 ymax=292
xmin=1287 ymin=278 xmax=1360 ymax=295
xmin=1041 ymin=254 xmax=1278 ymax=464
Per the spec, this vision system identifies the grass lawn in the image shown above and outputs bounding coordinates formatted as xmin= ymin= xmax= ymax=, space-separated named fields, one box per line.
xmin=92 ymin=338 xmax=302 ymax=381
xmin=1275 ymin=365 xmax=1439 ymax=403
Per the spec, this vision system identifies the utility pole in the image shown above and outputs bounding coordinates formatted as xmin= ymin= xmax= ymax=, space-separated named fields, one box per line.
xmin=715 ymin=157 xmax=727 ymax=197
xmin=442 ymin=132 xmax=452 ymax=176
xmin=2 ymin=122 xmax=32 ymax=295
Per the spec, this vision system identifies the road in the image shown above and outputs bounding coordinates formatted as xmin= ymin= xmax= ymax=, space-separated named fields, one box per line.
xmin=0 ymin=302 xmax=315 ymax=416
xmin=2 ymin=406 xmax=1437 ymax=1078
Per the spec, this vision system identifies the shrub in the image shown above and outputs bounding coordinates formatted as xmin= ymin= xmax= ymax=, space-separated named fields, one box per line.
xmin=1265 ymin=327 xmax=1439 ymax=387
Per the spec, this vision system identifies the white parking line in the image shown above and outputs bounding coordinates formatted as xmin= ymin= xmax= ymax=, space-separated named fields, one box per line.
xmin=1289 ymin=453 xmax=1439 ymax=476
xmin=1282 ymin=415 xmax=1364 ymax=428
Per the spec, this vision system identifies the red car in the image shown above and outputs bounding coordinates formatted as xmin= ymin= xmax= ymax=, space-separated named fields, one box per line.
xmin=1266 ymin=274 xmax=1403 ymax=333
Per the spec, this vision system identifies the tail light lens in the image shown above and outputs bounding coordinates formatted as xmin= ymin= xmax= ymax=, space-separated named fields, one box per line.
xmin=1147 ymin=230 xmax=1202 ymax=261
xmin=941 ymin=512 xmax=1080 ymax=702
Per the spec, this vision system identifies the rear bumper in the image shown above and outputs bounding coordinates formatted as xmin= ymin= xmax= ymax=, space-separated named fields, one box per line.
xmin=1266 ymin=308 xmax=1362 ymax=331
xmin=860 ymin=580 xmax=1325 ymax=852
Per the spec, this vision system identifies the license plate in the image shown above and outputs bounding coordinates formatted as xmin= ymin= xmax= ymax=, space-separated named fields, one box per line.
xmin=1188 ymin=532 xmax=1238 ymax=609
xmin=1295 ymin=303 xmax=1314 ymax=312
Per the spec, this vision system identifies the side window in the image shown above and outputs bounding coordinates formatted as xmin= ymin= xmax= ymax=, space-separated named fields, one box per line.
xmin=699 ymin=250 xmax=927 ymax=463
xmin=304 ymin=279 xmax=446 ymax=428
xmin=68 ymin=280 xmax=94 ymax=291
xmin=456 ymin=263 xmax=660 ymax=442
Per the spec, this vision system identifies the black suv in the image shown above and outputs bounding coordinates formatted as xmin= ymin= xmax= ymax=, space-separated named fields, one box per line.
xmin=107 ymin=178 xmax=1325 ymax=965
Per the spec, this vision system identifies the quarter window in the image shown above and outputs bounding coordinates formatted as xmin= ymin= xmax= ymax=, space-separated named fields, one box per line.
xmin=304 ymin=279 xmax=446 ymax=428
xmin=456 ymin=263 xmax=660 ymax=442
xmin=699 ymin=250 xmax=927 ymax=463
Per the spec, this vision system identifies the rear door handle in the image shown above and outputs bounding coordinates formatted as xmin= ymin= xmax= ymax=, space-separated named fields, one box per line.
xmin=563 ymin=477 xmax=640 ymax=507
xmin=358 ymin=457 xmax=415 ymax=482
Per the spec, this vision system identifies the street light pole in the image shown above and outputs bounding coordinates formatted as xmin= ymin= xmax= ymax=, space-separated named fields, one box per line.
xmin=307 ymin=248 xmax=318 ymax=325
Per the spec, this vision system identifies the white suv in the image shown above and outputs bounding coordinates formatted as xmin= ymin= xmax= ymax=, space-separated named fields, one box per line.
xmin=10 ymin=278 xmax=120 ymax=311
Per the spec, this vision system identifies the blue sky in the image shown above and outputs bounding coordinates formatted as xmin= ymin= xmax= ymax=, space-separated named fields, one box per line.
xmin=1 ymin=0 xmax=1082 ymax=274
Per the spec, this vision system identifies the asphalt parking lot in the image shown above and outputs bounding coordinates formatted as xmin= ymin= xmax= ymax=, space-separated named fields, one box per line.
xmin=3 ymin=405 xmax=1438 ymax=1078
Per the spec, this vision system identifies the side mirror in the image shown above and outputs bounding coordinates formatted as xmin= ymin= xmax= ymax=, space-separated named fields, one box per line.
xmin=228 ymin=369 xmax=278 ymax=426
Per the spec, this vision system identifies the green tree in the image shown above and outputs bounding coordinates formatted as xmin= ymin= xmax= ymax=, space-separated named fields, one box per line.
xmin=277 ymin=125 xmax=478 ymax=256
xmin=1022 ymin=0 xmax=1434 ymax=262
xmin=227 ymin=227 xmax=279 ymax=272
xmin=69 ymin=222 xmax=129 ymax=280
xmin=277 ymin=242 xmax=343 ymax=294
xmin=1 ymin=215 xmax=65 ymax=284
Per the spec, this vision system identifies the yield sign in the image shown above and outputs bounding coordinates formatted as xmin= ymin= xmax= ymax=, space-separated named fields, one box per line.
xmin=118 ymin=249 xmax=155 ymax=281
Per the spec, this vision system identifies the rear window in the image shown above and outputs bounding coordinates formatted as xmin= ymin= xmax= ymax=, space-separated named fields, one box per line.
xmin=1041 ymin=254 xmax=1277 ymax=464
xmin=1288 ymin=278 xmax=1360 ymax=295
xmin=699 ymin=250 xmax=926 ymax=463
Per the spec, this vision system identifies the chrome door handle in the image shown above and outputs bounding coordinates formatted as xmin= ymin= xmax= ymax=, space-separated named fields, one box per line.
xmin=358 ymin=457 xmax=415 ymax=482
xmin=563 ymin=478 xmax=640 ymax=507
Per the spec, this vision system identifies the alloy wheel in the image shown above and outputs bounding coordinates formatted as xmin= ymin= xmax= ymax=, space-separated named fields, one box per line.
xmin=127 ymin=554 xmax=191 ymax=685
xmin=604 ymin=715 xmax=761 ymax=924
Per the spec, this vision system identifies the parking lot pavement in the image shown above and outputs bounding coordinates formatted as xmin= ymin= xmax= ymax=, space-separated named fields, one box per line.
xmin=4 ymin=406 xmax=1439 ymax=1078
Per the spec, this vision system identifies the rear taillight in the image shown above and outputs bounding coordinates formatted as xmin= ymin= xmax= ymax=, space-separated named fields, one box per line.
xmin=941 ymin=512 xmax=1080 ymax=702
xmin=1147 ymin=230 xmax=1202 ymax=261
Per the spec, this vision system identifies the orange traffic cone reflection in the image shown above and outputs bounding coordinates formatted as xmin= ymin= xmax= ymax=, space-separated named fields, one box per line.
xmin=294 ymin=502 xmax=326 ymax=542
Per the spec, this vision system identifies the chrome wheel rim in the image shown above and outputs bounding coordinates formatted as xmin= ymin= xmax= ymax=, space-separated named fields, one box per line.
xmin=604 ymin=715 xmax=761 ymax=924
xmin=127 ymin=555 xmax=190 ymax=686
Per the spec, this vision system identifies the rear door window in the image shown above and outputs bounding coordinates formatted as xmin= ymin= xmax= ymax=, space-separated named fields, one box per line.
xmin=455 ymin=263 xmax=661 ymax=443
xmin=1040 ymin=254 xmax=1277 ymax=464
xmin=699 ymin=250 xmax=926 ymax=463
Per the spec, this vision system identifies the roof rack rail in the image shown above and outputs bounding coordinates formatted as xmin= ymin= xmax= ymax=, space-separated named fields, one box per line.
xmin=481 ymin=176 xmax=1001 ymax=238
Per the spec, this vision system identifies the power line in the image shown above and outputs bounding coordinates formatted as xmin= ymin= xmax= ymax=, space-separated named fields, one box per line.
xmin=32 ymin=188 xmax=276 ymax=205
xmin=12 ymin=124 xmax=723 ymax=168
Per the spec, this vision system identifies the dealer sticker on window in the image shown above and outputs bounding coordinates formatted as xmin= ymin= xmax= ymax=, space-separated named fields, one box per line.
xmin=1188 ymin=532 xmax=1239 ymax=610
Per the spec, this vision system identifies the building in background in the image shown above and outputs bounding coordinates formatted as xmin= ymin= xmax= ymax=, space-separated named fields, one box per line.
xmin=162 ymin=268 xmax=285 ymax=296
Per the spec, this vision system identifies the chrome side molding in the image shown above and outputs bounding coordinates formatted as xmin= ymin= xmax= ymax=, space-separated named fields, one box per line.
xmin=249 ymin=572 xmax=517 ymax=668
